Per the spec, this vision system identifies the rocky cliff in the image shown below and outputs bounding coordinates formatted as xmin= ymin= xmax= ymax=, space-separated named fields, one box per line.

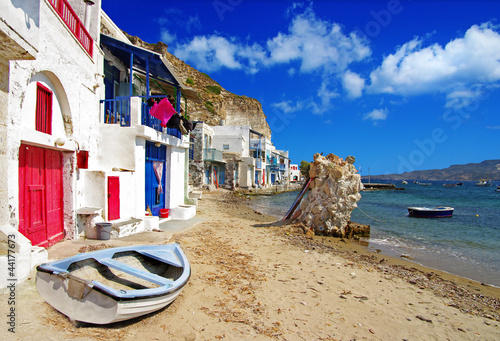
xmin=124 ymin=33 xmax=272 ymax=140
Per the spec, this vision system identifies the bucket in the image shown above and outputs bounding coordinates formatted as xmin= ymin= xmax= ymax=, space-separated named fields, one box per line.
xmin=94 ymin=222 xmax=112 ymax=240
xmin=159 ymin=209 xmax=170 ymax=218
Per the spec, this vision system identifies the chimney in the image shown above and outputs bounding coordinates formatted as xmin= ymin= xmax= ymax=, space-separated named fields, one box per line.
xmin=83 ymin=0 xmax=95 ymax=31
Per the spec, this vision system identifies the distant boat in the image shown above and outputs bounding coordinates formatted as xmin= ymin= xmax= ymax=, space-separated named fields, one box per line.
xmin=401 ymin=180 xmax=408 ymax=184
xmin=456 ymin=182 xmax=463 ymax=186
xmin=36 ymin=243 xmax=191 ymax=325
xmin=476 ymin=180 xmax=492 ymax=186
xmin=418 ymin=182 xmax=432 ymax=186
xmin=407 ymin=206 xmax=454 ymax=218
xmin=496 ymin=185 xmax=500 ymax=192
xmin=443 ymin=183 xmax=456 ymax=187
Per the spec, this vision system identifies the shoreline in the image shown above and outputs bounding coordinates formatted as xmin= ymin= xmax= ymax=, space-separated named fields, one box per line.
xmin=250 ymin=193 xmax=500 ymax=289
xmin=0 ymin=189 xmax=498 ymax=340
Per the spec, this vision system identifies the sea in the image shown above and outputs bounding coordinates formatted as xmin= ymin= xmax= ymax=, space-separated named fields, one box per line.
xmin=249 ymin=181 xmax=500 ymax=287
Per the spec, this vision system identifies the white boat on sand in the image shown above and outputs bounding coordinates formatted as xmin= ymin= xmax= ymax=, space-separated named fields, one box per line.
xmin=36 ymin=243 xmax=190 ymax=325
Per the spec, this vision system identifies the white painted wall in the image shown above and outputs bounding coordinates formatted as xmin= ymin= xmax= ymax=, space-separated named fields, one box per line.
xmin=167 ymin=146 xmax=186 ymax=209
xmin=0 ymin=0 xmax=39 ymax=59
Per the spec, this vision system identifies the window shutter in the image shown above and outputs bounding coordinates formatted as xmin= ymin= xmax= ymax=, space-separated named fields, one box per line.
xmin=36 ymin=83 xmax=52 ymax=134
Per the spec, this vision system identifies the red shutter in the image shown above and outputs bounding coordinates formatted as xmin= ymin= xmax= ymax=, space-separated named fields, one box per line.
xmin=36 ymin=83 xmax=52 ymax=134
xmin=108 ymin=176 xmax=120 ymax=220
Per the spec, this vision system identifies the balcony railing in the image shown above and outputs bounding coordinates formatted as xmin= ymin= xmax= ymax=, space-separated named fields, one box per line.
xmin=102 ymin=98 xmax=130 ymax=126
xmin=141 ymin=101 xmax=181 ymax=138
xmin=255 ymin=160 xmax=262 ymax=169
xmin=100 ymin=97 xmax=181 ymax=139
xmin=279 ymin=164 xmax=286 ymax=171
xmin=48 ymin=0 xmax=93 ymax=56
xmin=204 ymin=148 xmax=223 ymax=162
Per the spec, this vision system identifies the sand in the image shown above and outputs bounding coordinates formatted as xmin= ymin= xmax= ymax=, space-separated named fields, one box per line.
xmin=1 ymin=190 xmax=499 ymax=340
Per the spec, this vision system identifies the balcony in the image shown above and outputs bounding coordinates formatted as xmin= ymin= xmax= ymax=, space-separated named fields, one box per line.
xmin=48 ymin=0 xmax=93 ymax=56
xmin=204 ymin=148 xmax=223 ymax=162
xmin=100 ymin=96 xmax=181 ymax=139
xmin=255 ymin=160 xmax=262 ymax=169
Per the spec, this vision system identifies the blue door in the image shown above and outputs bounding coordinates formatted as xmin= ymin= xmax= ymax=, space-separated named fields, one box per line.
xmin=205 ymin=167 xmax=211 ymax=185
xmin=255 ymin=171 xmax=259 ymax=185
xmin=145 ymin=142 xmax=166 ymax=216
xmin=218 ymin=166 xmax=225 ymax=185
xmin=271 ymin=173 xmax=276 ymax=184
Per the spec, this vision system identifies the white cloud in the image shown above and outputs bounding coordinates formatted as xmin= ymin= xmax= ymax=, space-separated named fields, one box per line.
xmin=160 ymin=29 xmax=177 ymax=45
xmin=342 ymin=70 xmax=365 ymax=98
xmin=486 ymin=125 xmax=500 ymax=129
xmin=173 ymin=5 xmax=371 ymax=78
xmin=368 ymin=23 xmax=500 ymax=97
xmin=363 ymin=108 xmax=388 ymax=122
xmin=271 ymin=100 xmax=305 ymax=113
xmin=266 ymin=8 xmax=371 ymax=73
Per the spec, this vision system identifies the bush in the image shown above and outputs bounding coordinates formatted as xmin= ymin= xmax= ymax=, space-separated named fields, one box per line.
xmin=205 ymin=101 xmax=215 ymax=113
xmin=205 ymin=85 xmax=221 ymax=95
xmin=186 ymin=78 xmax=195 ymax=85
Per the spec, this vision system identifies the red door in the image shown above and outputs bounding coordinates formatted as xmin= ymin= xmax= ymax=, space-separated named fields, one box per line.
xmin=19 ymin=144 xmax=64 ymax=247
xmin=108 ymin=176 xmax=120 ymax=220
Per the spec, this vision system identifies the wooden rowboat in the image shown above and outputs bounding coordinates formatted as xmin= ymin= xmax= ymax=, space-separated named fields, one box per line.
xmin=36 ymin=243 xmax=190 ymax=324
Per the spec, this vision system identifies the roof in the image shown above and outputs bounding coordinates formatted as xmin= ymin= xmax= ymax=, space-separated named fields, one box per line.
xmin=100 ymin=34 xmax=200 ymax=102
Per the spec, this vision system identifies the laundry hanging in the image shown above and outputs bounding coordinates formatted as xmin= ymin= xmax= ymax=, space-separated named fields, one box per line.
xmin=149 ymin=98 xmax=177 ymax=127
xmin=153 ymin=161 xmax=163 ymax=194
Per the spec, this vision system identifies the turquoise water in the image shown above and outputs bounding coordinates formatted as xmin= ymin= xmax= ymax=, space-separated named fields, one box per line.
xmin=249 ymin=182 xmax=500 ymax=286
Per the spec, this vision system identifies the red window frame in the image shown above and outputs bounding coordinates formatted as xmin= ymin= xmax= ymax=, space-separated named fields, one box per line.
xmin=36 ymin=83 xmax=53 ymax=134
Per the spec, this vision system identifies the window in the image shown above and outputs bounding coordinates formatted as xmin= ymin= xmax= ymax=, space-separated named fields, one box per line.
xmin=36 ymin=83 xmax=52 ymax=134
xmin=223 ymin=144 xmax=229 ymax=150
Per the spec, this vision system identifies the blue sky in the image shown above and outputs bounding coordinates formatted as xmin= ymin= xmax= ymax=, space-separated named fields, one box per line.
xmin=102 ymin=0 xmax=500 ymax=175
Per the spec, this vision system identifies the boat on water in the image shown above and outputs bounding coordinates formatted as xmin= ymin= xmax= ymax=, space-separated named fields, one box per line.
xmin=476 ymin=179 xmax=492 ymax=186
xmin=443 ymin=183 xmax=456 ymax=187
xmin=418 ymin=182 xmax=432 ymax=186
xmin=496 ymin=185 xmax=500 ymax=192
xmin=401 ymin=180 xmax=408 ymax=184
xmin=36 ymin=243 xmax=190 ymax=325
xmin=407 ymin=206 xmax=454 ymax=218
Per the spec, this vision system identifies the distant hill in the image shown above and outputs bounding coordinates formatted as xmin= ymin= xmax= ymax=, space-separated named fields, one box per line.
xmin=366 ymin=160 xmax=500 ymax=181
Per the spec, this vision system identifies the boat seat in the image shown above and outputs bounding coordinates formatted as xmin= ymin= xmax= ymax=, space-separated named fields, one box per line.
xmin=137 ymin=250 xmax=182 ymax=268
xmin=96 ymin=258 xmax=174 ymax=286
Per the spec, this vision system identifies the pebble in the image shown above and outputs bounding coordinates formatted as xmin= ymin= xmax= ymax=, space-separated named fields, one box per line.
xmin=416 ymin=315 xmax=432 ymax=323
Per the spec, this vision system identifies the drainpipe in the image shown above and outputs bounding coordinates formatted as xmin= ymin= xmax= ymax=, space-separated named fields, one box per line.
xmin=83 ymin=0 xmax=95 ymax=31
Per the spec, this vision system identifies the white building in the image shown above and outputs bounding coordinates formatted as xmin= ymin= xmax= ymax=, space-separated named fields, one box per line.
xmin=290 ymin=164 xmax=301 ymax=182
xmin=0 ymin=0 xmax=198 ymax=290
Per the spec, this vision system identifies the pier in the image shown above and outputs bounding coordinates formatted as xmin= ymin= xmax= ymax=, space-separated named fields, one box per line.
xmin=362 ymin=183 xmax=404 ymax=191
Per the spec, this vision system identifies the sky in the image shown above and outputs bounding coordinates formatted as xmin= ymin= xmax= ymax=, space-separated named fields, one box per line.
xmin=101 ymin=0 xmax=500 ymax=176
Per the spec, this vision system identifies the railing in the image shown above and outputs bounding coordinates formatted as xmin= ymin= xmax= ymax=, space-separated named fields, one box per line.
xmin=101 ymin=98 xmax=130 ymax=126
xmin=100 ymin=97 xmax=182 ymax=139
xmin=203 ymin=148 xmax=223 ymax=162
xmin=141 ymin=101 xmax=181 ymax=138
xmin=255 ymin=160 xmax=262 ymax=169
xmin=47 ymin=0 xmax=93 ymax=56
xmin=279 ymin=164 xmax=286 ymax=171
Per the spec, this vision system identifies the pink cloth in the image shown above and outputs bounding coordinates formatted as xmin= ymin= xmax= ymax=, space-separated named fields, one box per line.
xmin=149 ymin=98 xmax=177 ymax=127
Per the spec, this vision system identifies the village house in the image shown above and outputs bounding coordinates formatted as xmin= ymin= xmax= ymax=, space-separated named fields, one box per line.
xmin=189 ymin=121 xmax=291 ymax=190
xmin=0 ymin=0 xmax=199 ymax=289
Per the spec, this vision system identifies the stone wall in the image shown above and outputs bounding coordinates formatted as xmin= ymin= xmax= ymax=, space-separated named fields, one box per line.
xmin=293 ymin=153 xmax=364 ymax=238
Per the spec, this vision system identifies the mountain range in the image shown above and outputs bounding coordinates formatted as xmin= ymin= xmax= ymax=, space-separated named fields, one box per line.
xmin=365 ymin=160 xmax=500 ymax=181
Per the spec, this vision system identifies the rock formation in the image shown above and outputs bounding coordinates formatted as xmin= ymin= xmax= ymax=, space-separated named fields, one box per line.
xmin=124 ymin=33 xmax=272 ymax=139
xmin=293 ymin=153 xmax=365 ymax=238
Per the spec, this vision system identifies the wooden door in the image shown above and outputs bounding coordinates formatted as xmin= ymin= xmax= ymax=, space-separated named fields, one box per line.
xmin=108 ymin=176 xmax=120 ymax=220
xmin=19 ymin=144 xmax=64 ymax=247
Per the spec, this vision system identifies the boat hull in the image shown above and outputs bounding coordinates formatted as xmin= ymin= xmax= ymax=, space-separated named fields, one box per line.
xmin=36 ymin=244 xmax=190 ymax=324
xmin=407 ymin=207 xmax=454 ymax=218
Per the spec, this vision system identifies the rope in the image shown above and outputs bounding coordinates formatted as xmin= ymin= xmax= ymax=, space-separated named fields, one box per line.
xmin=356 ymin=206 xmax=387 ymax=223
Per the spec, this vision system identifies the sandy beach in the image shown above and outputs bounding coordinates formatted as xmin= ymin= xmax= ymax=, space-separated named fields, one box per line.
xmin=1 ymin=190 xmax=499 ymax=340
